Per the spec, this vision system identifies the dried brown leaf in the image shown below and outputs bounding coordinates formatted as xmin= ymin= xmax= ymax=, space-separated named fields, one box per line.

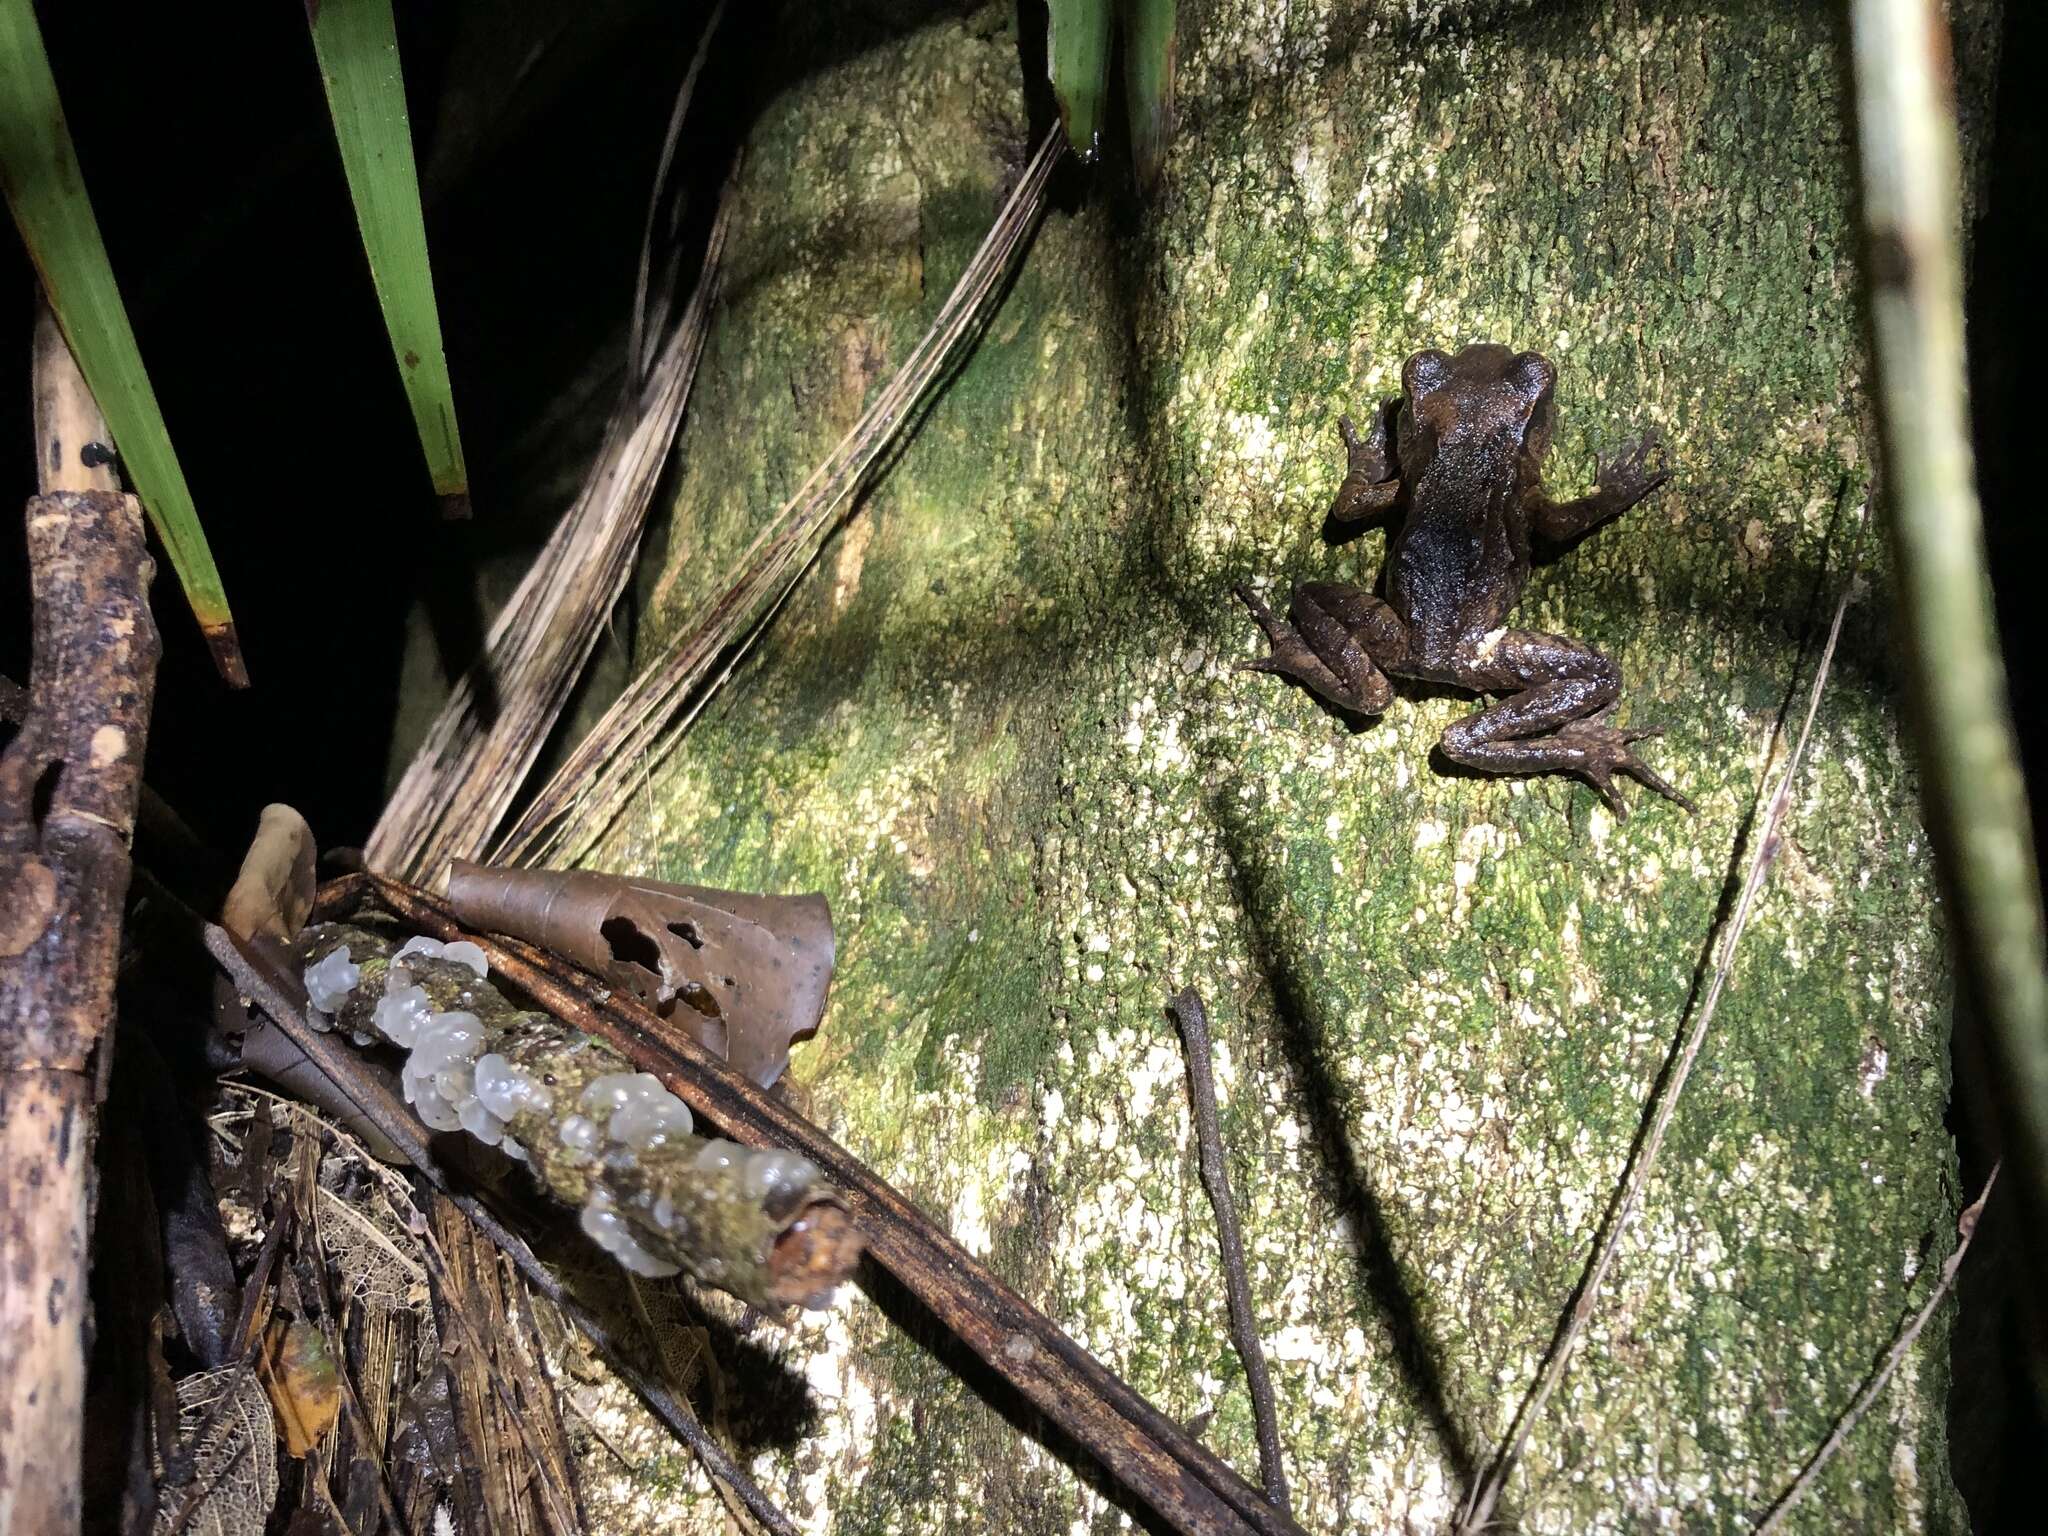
xmin=221 ymin=804 xmax=317 ymax=943
xmin=445 ymin=861 xmax=833 ymax=1088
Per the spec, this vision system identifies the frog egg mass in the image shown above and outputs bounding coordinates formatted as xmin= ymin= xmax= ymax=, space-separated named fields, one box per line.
xmin=302 ymin=928 xmax=828 ymax=1290
xmin=581 ymin=1071 xmax=694 ymax=1150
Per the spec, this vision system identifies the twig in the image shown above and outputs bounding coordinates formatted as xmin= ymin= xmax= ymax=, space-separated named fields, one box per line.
xmin=625 ymin=1274 xmax=761 ymax=1535
xmin=562 ymin=1389 xmax=642 ymax=1475
xmin=1850 ymin=0 xmax=2048 ymax=1265
xmin=1459 ymin=561 xmax=1861 ymax=1534
xmin=336 ymin=875 xmax=1305 ymax=1536
xmin=300 ymin=1164 xmax=416 ymax=1536
xmin=1169 ymin=987 xmax=1290 ymax=1513
xmin=1752 ymin=1164 xmax=1997 ymax=1532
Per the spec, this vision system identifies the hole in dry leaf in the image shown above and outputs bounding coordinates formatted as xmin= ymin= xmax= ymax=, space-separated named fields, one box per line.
xmin=599 ymin=915 xmax=662 ymax=972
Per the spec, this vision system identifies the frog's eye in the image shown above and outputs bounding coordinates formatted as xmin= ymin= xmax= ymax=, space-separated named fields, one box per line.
xmin=1403 ymin=349 xmax=1454 ymax=398
xmin=1507 ymin=352 xmax=1556 ymax=404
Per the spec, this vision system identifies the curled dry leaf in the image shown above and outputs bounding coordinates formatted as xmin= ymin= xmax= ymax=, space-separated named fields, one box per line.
xmin=220 ymin=804 xmax=318 ymax=943
xmin=446 ymin=861 xmax=834 ymax=1089
xmin=216 ymin=805 xmax=409 ymax=1162
xmin=257 ymin=1317 xmax=340 ymax=1458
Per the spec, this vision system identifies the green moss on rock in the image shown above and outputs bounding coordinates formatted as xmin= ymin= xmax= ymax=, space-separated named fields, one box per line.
xmin=582 ymin=2 xmax=1984 ymax=1530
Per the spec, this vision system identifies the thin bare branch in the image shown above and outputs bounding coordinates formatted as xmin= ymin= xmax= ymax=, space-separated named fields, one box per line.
xmin=1459 ymin=554 xmax=1862 ymax=1535
xmin=1753 ymin=1164 xmax=1997 ymax=1533
xmin=1170 ymin=987 xmax=1289 ymax=1513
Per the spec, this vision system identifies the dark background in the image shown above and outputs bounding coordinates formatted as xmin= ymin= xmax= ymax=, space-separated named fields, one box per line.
xmin=2 ymin=0 xmax=2041 ymax=1527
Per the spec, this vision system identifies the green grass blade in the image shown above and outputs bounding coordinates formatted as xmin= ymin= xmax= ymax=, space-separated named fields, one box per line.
xmin=1046 ymin=0 xmax=1113 ymax=162
xmin=306 ymin=0 xmax=469 ymax=511
xmin=1121 ymin=0 xmax=1176 ymax=191
xmin=0 ymin=0 xmax=246 ymax=684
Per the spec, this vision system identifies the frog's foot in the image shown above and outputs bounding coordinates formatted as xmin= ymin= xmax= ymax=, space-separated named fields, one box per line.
xmin=1554 ymin=718 xmax=1695 ymax=819
xmin=1234 ymin=583 xmax=1395 ymax=715
xmin=1328 ymin=400 xmax=1402 ymax=523
xmin=1594 ymin=431 xmax=1672 ymax=512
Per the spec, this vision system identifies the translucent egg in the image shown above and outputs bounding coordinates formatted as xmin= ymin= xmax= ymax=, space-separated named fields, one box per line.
xmin=474 ymin=1054 xmax=553 ymax=1121
xmin=742 ymin=1148 xmax=814 ymax=1204
xmin=373 ymin=984 xmax=433 ymax=1047
xmin=459 ymin=1098 xmax=505 ymax=1146
xmin=303 ymin=947 xmax=360 ymax=1013
xmin=608 ymin=1091 xmax=693 ymax=1151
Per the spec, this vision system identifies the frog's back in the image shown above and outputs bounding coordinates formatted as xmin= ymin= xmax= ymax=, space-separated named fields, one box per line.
xmin=1388 ymin=434 xmax=1530 ymax=665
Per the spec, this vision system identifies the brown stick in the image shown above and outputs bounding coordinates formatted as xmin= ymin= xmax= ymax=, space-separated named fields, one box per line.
xmin=0 ymin=316 xmax=160 ymax=1535
xmin=1169 ymin=988 xmax=1289 ymax=1514
xmin=347 ymin=875 xmax=1307 ymax=1536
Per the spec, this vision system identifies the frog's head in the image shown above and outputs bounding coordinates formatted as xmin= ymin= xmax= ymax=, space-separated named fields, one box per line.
xmin=1402 ymin=344 xmax=1557 ymax=455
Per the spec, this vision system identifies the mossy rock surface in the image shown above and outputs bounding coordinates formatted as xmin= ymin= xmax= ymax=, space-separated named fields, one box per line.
xmin=587 ymin=3 xmax=1985 ymax=1530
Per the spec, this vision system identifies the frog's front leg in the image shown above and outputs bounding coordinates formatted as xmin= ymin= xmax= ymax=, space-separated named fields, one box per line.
xmin=1328 ymin=397 xmax=1403 ymax=523
xmin=1528 ymin=431 xmax=1671 ymax=542
xmin=1236 ymin=581 xmax=1407 ymax=714
xmin=1437 ymin=630 xmax=1693 ymax=817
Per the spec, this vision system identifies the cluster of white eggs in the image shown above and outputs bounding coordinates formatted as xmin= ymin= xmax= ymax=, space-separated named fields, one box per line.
xmin=302 ymin=932 xmax=825 ymax=1287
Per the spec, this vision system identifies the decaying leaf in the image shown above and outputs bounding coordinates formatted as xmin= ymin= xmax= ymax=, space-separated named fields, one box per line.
xmin=220 ymin=804 xmax=318 ymax=943
xmin=215 ymin=808 xmax=409 ymax=1162
xmin=257 ymin=1318 xmax=340 ymax=1458
xmin=156 ymin=1365 xmax=279 ymax=1536
xmin=446 ymin=861 xmax=834 ymax=1088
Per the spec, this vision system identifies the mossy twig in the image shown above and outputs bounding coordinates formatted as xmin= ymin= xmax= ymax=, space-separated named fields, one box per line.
xmin=203 ymin=921 xmax=802 ymax=1536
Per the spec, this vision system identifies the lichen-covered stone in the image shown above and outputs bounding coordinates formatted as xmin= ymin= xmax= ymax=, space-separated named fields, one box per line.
xmin=596 ymin=2 xmax=1986 ymax=1530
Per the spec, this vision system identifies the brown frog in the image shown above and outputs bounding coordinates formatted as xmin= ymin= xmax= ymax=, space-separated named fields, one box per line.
xmin=1236 ymin=343 xmax=1691 ymax=817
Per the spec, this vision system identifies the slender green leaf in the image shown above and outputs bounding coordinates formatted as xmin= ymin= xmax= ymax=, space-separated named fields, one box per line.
xmin=0 ymin=0 xmax=245 ymax=682
xmin=1121 ymin=0 xmax=1176 ymax=191
xmin=1046 ymin=0 xmax=1113 ymax=162
xmin=306 ymin=0 xmax=469 ymax=510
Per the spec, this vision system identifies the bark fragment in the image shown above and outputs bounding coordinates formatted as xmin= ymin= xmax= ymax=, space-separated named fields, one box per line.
xmin=0 ymin=485 xmax=160 ymax=1534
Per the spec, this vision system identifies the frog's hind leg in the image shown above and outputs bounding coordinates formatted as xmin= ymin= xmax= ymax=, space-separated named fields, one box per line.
xmin=1234 ymin=582 xmax=1401 ymax=715
xmin=1438 ymin=630 xmax=1693 ymax=817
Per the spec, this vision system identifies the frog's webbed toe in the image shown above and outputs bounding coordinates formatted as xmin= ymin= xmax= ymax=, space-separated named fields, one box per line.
xmin=1594 ymin=431 xmax=1672 ymax=509
xmin=1555 ymin=718 xmax=1695 ymax=818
